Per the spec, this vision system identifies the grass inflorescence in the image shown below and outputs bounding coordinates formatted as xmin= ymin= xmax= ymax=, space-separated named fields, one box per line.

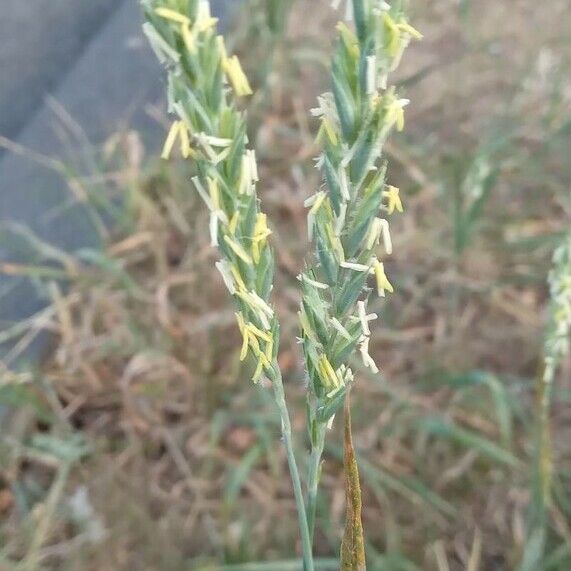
xmin=300 ymin=0 xmax=421 ymax=550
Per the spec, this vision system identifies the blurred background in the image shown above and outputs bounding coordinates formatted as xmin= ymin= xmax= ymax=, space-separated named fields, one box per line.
xmin=0 ymin=0 xmax=570 ymax=569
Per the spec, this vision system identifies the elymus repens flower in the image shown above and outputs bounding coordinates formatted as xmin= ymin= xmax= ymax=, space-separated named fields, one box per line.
xmin=301 ymin=0 xmax=421 ymax=432
xmin=143 ymin=0 xmax=277 ymax=383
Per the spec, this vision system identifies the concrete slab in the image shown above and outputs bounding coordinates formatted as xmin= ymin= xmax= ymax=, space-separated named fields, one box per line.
xmin=0 ymin=0 xmax=238 ymax=364
xmin=0 ymin=0 xmax=119 ymax=143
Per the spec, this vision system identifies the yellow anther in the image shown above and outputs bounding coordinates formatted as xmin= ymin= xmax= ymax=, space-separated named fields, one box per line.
xmin=240 ymin=335 xmax=249 ymax=361
xmin=366 ymin=218 xmax=382 ymax=250
xmin=230 ymin=264 xmax=246 ymax=291
xmin=224 ymin=236 xmax=253 ymax=265
xmin=253 ymin=213 xmax=271 ymax=241
xmin=383 ymin=185 xmax=404 ymax=214
xmin=179 ymin=122 xmax=192 ymax=158
xmin=246 ymin=323 xmax=272 ymax=343
xmin=235 ymin=312 xmax=250 ymax=361
xmin=325 ymin=222 xmax=345 ymax=263
xmin=247 ymin=329 xmax=261 ymax=354
xmin=207 ymin=177 xmax=220 ymax=210
xmin=395 ymin=106 xmax=405 ymax=131
xmin=299 ymin=310 xmax=317 ymax=343
xmin=161 ymin=121 xmax=195 ymax=160
xmin=251 ymin=343 xmax=271 ymax=382
xmin=161 ymin=121 xmax=182 ymax=160
xmin=229 ymin=212 xmax=240 ymax=235
xmin=264 ymin=338 xmax=274 ymax=363
xmin=236 ymin=311 xmax=246 ymax=332
xmin=383 ymin=12 xmax=401 ymax=57
xmin=182 ymin=22 xmax=196 ymax=53
xmin=311 ymin=192 xmax=327 ymax=216
xmin=374 ymin=260 xmax=394 ymax=297
xmin=251 ymin=338 xmax=269 ymax=361
xmin=251 ymin=241 xmax=261 ymax=265
xmin=252 ymin=213 xmax=272 ymax=263
xmin=223 ymin=56 xmax=253 ymax=97
xmin=318 ymin=355 xmax=340 ymax=389
xmin=335 ymin=22 xmax=359 ymax=59
xmin=238 ymin=156 xmax=251 ymax=195
xmin=398 ymin=21 xmax=423 ymax=40
xmin=155 ymin=7 xmax=190 ymax=25
xmin=195 ymin=16 xmax=218 ymax=32
xmin=252 ymin=356 xmax=265 ymax=383
xmin=385 ymin=97 xmax=407 ymax=132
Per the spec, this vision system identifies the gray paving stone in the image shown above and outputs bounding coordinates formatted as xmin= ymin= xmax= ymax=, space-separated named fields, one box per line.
xmin=0 ymin=0 xmax=119 ymax=143
xmin=0 ymin=0 xmax=238 ymax=364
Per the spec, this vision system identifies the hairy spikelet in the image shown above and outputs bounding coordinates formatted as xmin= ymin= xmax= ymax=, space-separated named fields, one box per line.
xmin=300 ymin=0 xmax=421 ymax=427
xmin=142 ymin=0 xmax=278 ymax=383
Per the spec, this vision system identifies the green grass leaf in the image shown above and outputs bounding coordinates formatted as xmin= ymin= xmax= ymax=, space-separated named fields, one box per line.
xmin=418 ymin=417 xmax=519 ymax=467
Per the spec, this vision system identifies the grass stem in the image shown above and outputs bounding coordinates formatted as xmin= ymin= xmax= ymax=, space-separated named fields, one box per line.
xmin=306 ymin=423 xmax=326 ymax=545
xmin=270 ymin=367 xmax=314 ymax=571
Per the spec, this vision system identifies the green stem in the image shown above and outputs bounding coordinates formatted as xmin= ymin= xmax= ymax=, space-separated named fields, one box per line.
xmin=306 ymin=423 xmax=326 ymax=545
xmin=270 ymin=367 xmax=314 ymax=571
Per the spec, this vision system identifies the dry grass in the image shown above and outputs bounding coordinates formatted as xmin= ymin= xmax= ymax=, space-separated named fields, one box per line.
xmin=1 ymin=0 xmax=570 ymax=569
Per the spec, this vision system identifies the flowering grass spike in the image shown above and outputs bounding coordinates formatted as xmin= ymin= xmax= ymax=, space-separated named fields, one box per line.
xmin=143 ymin=0 xmax=277 ymax=384
xmin=301 ymin=0 xmax=421 ymax=547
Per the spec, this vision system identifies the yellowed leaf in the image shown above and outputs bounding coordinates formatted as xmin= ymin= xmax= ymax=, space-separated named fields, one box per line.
xmin=340 ymin=391 xmax=366 ymax=570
